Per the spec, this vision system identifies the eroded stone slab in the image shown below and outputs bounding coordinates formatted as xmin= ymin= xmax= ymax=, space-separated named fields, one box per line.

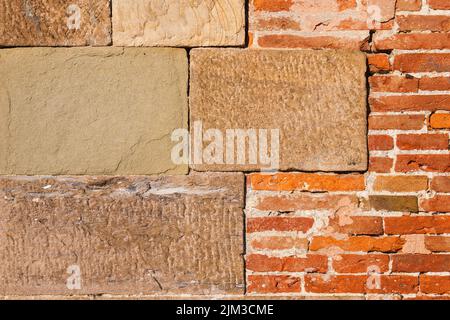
xmin=190 ymin=49 xmax=368 ymax=172
xmin=0 ymin=48 xmax=188 ymax=175
xmin=112 ymin=0 xmax=245 ymax=46
xmin=0 ymin=0 xmax=111 ymax=46
xmin=0 ymin=173 xmax=245 ymax=296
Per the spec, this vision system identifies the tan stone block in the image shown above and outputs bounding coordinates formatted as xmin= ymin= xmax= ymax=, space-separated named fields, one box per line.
xmin=189 ymin=49 xmax=368 ymax=172
xmin=112 ymin=0 xmax=245 ymax=46
xmin=0 ymin=173 xmax=245 ymax=296
xmin=0 ymin=48 xmax=188 ymax=175
xmin=0 ymin=0 xmax=111 ymax=46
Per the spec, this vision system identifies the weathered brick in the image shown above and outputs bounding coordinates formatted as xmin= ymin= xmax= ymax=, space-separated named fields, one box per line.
xmin=368 ymin=53 xmax=391 ymax=73
xmin=253 ymin=0 xmax=293 ymax=12
xmin=373 ymin=175 xmax=428 ymax=192
xmin=392 ymin=254 xmax=450 ymax=272
xmin=396 ymin=0 xmax=421 ymax=11
xmin=394 ymin=53 xmax=450 ymax=72
xmin=369 ymin=157 xmax=393 ymax=173
xmin=0 ymin=0 xmax=111 ymax=46
xmin=329 ymin=216 xmax=383 ymax=235
xmin=421 ymin=77 xmax=450 ymax=91
xmin=257 ymin=34 xmax=370 ymax=50
xmin=250 ymin=236 xmax=309 ymax=251
xmin=431 ymin=176 xmax=450 ymax=193
xmin=255 ymin=17 xmax=301 ymax=31
xmin=309 ymin=236 xmax=405 ymax=253
xmin=112 ymin=0 xmax=245 ymax=46
xmin=420 ymin=275 xmax=450 ymax=295
xmin=428 ymin=0 xmax=450 ymax=10
xmin=425 ymin=236 xmax=450 ymax=252
xmin=369 ymin=114 xmax=425 ymax=130
xmin=430 ymin=113 xmax=450 ymax=129
xmin=332 ymin=254 xmax=389 ymax=273
xmin=369 ymin=75 xmax=418 ymax=93
xmin=374 ymin=33 xmax=450 ymax=50
xmin=0 ymin=48 xmax=188 ymax=175
xmin=368 ymin=135 xmax=394 ymax=151
xmin=370 ymin=95 xmax=450 ymax=112
xmin=396 ymin=155 xmax=450 ymax=172
xmin=248 ymin=275 xmax=300 ymax=293
xmin=385 ymin=216 xmax=450 ymax=235
xmin=397 ymin=134 xmax=449 ymax=150
xmin=0 ymin=173 xmax=245 ymax=295
xmin=246 ymin=254 xmax=328 ymax=273
xmin=249 ymin=173 xmax=365 ymax=192
xmin=421 ymin=195 xmax=450 ymax=213
xmin=397 ymin=15 xmax=450 ymax=32
xmin=256 ymin=194 xmax=359 ymax=211
xmin=369 ymin=195 xmax=419 ymax=213
xmin=247 ymin=217 xmax=314 ymax=233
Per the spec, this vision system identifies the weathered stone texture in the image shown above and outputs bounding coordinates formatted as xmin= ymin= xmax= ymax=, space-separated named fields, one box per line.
xmin=190 ymin=49 xmax=368 ymax=172
xmin=0 ymin=173 xmax=245 ymax=296
xmin=112 ymin=0 xmax=245 ymax=46
xmin=0 ymin=48 xmax=188 ymax=175
xmin=0 ymin=0 xmax=111 ymax=46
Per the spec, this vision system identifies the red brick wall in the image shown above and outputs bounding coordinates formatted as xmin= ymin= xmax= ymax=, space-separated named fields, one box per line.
xmin=246 ymin=0 xmax=450 ymax=299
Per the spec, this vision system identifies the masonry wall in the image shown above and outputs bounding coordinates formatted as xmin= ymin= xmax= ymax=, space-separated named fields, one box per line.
xmin=0 ymin=0 xmax=449 ymax=300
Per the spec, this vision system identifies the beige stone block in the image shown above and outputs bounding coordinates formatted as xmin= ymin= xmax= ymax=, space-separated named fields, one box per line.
xmin=112 ymin=0 xmax=245 ymax=46
xmin=0 ymin=0 xmax=111 ymax=46
xmin=189 ymin=49 xmax=368 ymax=172
xmin=0 ymin=48 xmax=188 ymax=175
xmin=0 ymin=173 xmax=245 ymax=296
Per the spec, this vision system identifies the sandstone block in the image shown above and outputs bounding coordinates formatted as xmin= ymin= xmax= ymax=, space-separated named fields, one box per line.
xmin=112 ymin=0 xmax=245 ymax=46
xmin=0 ymin=48 xmax=188 ymax=175
xmin=0 ymin=0 xmax=111 ymax=46
xmin=189 ymin=49 xmax=368 ymax=171
xmin=0 ymin=173 xmax=245 ymax=296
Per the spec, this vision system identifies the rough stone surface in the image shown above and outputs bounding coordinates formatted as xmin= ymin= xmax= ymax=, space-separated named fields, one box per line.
xmin=112 ymin=0 xmax=245 ymax=46
xmin=0 ymin=48 xmax=188 ymax=175
xmin=0 ymin=0 xmax=111 ymax=46
xmin=0 ymin=173 xmax=245 ymax=296
xmin=190 ymin=49 xmax=368 ymax=172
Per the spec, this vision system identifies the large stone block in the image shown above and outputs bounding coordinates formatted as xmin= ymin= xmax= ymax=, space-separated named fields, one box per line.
xmin=0 ymin=0 xmax=111 ymax=46
xmin=0 ymin=173 xmax=245 ymax=296
xmin=112 ymin=0 xmax=245 ymax=46
xmin=0 ymin=48 xmax=188 ymax=175
xmin=189 ymin=49 xmax=368 ymax=172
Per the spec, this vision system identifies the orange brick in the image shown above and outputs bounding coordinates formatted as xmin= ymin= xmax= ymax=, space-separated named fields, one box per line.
xmin=396 ymin=0 xmax=422 ymax=11
xmin=421 ymin=275 xmax=450 ymax=294
xmin=246 ymin=254 xmax=328 ymax=273
xmin=369 ymin=157 xmax=393 ymax=173
xmin=332 ymin=254 xmax=390 ymax=273
xmin=255 ymin=194 xmax=359 ymax=211
xmin=368 ymin=135 xmax=394 ymax=151
xmin=305 ymin=275 xmax=418 ymax=294
xmin=250 ymin=236 xmax=309 ymax=251
xmin=392 ymin=254 xmax=450 ymax=272
xmin=329 ymin=216 xmax=383 ymax=235
xmin=429 ymin=0 xmax=450 ymax=10
xmin=394 ymin=53 xmax=450 ymax=72
xmin=431 ymin=176 xmax=450 ymax=192
xmin=374 ymin=33 xmax=450 ymax=50
xmin=337 ymin=0 xmax=357 ymax=11
xmin=248 ymin=275 xmax=301 ymax=293
xmin=370 ymin=95 xmax=450 ymax=112
xmin=369 ymin=75 xmax=418 ymax=93
xmin=258 ymin=34 xmax=369 ymax=50
xmin=430 ymin=113 xmax=450 ymax=129
xmin=421 ymin=77 xmax=450 ymax=91
xmin=385 ymin=216 xmax=450 ymax=234
xmin=368 ymin=53 xmax=391 ymax=73
xmin=253 ymin=0 xmax=293 ymax=11
xmin=396 ymin=154 xmax=450 ymax=172
xmin=421 ymin=195 xmax=450 ymax=213
xmin=249 ymin=173 xmax=365 ymax=192
xmin=309 ymin=236 xmax=405 ymax=253
xmin=397 ymin=15 xmax=450 ymax=32
xmin=373 ymin=175 xmax=428 ymax=192
xmin=247 ymin=217 xmax=314 ymax=233
xmin=425 ymin=236 xmax=450 ymax=252
xmin=397 ymin=134 xmax=449 ymax=150
xmin=369 ymin=114 xmax=425 ymax=130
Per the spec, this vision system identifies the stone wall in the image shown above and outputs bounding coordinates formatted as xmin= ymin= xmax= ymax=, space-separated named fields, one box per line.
xmin=0 ymin=0 xmax=449 ymax=300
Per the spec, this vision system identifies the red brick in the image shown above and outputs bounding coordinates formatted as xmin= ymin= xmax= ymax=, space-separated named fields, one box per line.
xmin=369 ymin=114 xmax=425 ymax=130
xmin=397 ymin=15 xmax=450 ymax=32
xmin=429 ymin=0 xmax=450 ymax=10
xmin=369 ymin=75 xmax=418 ymax=93
xmin=396 ymin=154 xmax=450 ymax=172
xmin=249 ymin=173 xmax=365 ymax=192
xmin=369 ymin=157 xmax=393 ymax=173
xmin=329 ymin=216 xmax=383 ymax=235
xmin=250 ymin=236 xmax=309 ymax=251
xmin=258 ymin=34 xmax=369 ymax=50
xmin=247 ymin=217 xmax=314 ymax=233
xmin=367 ymin=54 xmax=391 ymax=73
xmin=421 ymin=195 xmax=450 ymax=213
xmin=397 ymin=134 xmax=449 ymax=150
xmin=420 ymin=77 xmax=450 ymax=91
xmin=309 ymin=236 xmax=405 ymax=253
xmin=368 ymin=135 xmax=394 ymax=151
xmin=255 ymin=194 xmax=359 ymax=211
xmin=370 ymin=95 xmax=450 ymax=112
xmin=425 ymin=236 xmax=450 ymax=252
xmin=246 ymin=254 xmax=328 ymax=273
xmin=392 ymin=254 xmax=450 ymax=272
xmin=396 ymin=0 xmax=422 ymax=11
xmin=373 ymin=175 xmax=428 ymax=192
xmin=374 ymin=33 xmax=450 ymax=50
xmin=421 ymin=275 xmax=450 ymax=294
xmin=385 ymin=216 xmax=450 ymax=235
xmin=253 ymin=0 xmax=293 ymax=12
xmin=332 ymin=254 xmax=390 ymax=273
xmin=431 ymin=176 xmax=450 ymax=192
xmin=248 ymin=275 xmax=300 ymax=293
xmin=305 ymin=275 xmax=418 ymax=294
xmin=430 ymin=113 xmax=450 ymax=129
xmin=394 ymin=53 xmax=450 ymax=72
